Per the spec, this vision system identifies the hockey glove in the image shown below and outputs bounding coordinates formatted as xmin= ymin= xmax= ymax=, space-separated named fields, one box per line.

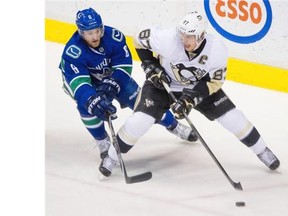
xmin=142 ymin=61 xmax=171 ymax=90
xmin=86 ymin=94 xmax=117 ymax=121
xmin=97 ymin=78 xmax=120 ymax=100
xmin=171 ymin=88 xmax=202 ymax=119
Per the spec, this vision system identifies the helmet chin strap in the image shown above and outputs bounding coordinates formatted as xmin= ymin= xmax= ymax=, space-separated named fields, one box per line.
xmin=192 ymin=32 xmax=206 ymax=51
xmin=193 ymin=40 xmax=203 ymax=51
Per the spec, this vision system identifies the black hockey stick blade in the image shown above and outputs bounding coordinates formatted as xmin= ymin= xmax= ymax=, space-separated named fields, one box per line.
xmin=125 ymin=168 xmax=152 ymax=184
xmin=107 ymin=115 xmax=152 ymax=184
xmin=233 ymin=181 xmax=243 ymax=191
xmin=118 ymin=157 xmax=152 ymax=184
xmin=125 ymin=172 xmax=152 ymax=184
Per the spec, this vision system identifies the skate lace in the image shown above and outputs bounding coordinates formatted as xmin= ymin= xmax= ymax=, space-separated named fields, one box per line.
xmin=96 ymin=137 xmax=111 ymax=153
xmin=258 ymin=148 xmax=277 ymax=166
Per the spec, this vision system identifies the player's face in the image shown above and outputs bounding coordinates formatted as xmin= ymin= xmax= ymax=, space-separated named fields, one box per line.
xmin=82 ymin=28 xmax=103 ymax=48
xmin=179 ymin=32 xmax=197 ymax=52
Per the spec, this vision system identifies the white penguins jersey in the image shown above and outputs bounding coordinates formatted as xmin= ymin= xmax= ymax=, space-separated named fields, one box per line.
xmin=135 ymin=26 xmax=229 ymax=95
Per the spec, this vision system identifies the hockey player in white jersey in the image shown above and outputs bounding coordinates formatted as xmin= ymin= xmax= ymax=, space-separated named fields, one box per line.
xmin=103 ymin=11 xmax=280 ymax=176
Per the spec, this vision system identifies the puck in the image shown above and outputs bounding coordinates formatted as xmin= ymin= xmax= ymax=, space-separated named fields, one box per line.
xmin=235 ymin=201 xmax=245 ymax=207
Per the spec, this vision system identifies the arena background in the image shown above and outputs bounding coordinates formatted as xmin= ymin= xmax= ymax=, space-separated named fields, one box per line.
xmin=45 ymin=0 xmax=288 ymax=92
xmin=45 ymin=0 xmax=288 ymax=93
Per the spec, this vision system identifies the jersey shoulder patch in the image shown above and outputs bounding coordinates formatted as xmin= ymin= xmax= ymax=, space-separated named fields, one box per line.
xmin=65 ymin=45 xmax=82 ymax=59
xmin=111 ymin=28 xmax=123 ymax=42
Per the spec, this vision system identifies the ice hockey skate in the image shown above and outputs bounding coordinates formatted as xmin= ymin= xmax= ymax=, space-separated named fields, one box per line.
xmin=99 ymin=155 xmax=118 ymax=177
xmin=167 ymin=122 xmax=198 ymax=142
xmin=257 ymin=147 xmax=280 ymax=170
xmin=95 ymin=134 xmax=111 ymax=159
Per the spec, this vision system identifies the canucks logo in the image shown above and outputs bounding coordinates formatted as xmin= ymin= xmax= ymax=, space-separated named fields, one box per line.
xmin=66 ymin=45 xmax=82 ymax=59
xmin=112 ymin=29 xmax=123 ymax=42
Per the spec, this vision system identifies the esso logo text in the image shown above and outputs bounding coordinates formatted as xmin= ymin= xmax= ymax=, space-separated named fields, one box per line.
xmin=204 ymin=0 xmax=272 ymax=44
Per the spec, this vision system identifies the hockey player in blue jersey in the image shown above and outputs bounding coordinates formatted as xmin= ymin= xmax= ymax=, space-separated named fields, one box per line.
xmin=59 ymin=8 xmax=197 ymax=176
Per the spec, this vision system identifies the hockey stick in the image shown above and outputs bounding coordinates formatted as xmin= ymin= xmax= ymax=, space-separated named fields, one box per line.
xmin=107 ymin=115 xmax=152 ymax=184
xmin=162 ymin=82 xmax=243 ymax=191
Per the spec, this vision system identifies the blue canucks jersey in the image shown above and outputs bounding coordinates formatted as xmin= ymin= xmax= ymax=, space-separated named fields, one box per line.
xmin=59 ymin=26 xmax=133 ymax=109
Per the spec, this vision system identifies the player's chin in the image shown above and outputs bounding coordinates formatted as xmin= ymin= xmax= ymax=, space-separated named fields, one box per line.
xmin=184 ymin=46 xmax=193 ymax=52
xmin=90 ymin=41 xmax=100 ymax=48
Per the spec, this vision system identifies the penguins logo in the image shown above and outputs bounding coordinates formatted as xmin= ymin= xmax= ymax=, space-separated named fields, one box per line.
xmin=170 ymin=63 xmax=208 ymax=85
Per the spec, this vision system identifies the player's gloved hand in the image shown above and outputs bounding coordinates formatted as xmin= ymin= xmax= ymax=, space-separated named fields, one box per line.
xmin=97 ymin=78 xmax=120 ymax=100
xmin=142 ymin=61 xmax=171 ymax=90
xmin=86 ymin=94 xmax=117 ymax=121
xmin=171 ymin=88 xmax=202 ymax=119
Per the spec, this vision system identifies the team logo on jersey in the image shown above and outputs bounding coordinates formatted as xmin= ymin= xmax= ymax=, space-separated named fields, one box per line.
xmin=98 ymin=47 xmax=105 ymax=53
xmin=188 ymin=52 xmax=197 ymax=61
xmin=144 ymin=98 xmax=154 ymax=107
xmin=66 ymin=45 xmax=82 ymax=59
xmin=112 ymin=29 xmax=123 ymax=42
xmin=170 ymin=63 xmax=208 ymax=85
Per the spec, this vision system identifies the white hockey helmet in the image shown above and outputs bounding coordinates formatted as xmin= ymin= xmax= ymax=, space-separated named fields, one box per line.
xmin=177 ymin=11 xmax=208 ymax=45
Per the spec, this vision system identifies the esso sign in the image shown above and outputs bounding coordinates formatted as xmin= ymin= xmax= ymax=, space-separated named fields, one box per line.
xmin=216 ymin=0 xmax=262 ymax=24
xmin=204 ymin=0 xmax=272 ymax=44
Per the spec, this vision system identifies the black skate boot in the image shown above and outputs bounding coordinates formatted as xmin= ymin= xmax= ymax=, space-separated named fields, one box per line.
xmin=257 ymin=147 xmax=280 ymax=170
xmin=99 ymin=155 xmax=118 ymax=177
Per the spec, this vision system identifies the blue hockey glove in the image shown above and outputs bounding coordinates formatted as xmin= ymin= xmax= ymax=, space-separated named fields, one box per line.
xmin=97 ymin=78 xmax=120 ymax=100
xmin=142 ymin=61 xmax=171 ymax=90
xmin=171 ymin=88 xmax=202 ymax=119
xmin=86 ymin=94 xmax=117 ymax=121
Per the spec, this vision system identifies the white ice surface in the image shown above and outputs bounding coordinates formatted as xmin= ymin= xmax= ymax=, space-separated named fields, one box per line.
xmin=46 ymin=41 xmax=288 ymax=216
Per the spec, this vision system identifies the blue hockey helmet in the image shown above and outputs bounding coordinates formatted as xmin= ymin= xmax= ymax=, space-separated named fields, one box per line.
xmin=76 ymin=8 xmax=103 ymax=31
